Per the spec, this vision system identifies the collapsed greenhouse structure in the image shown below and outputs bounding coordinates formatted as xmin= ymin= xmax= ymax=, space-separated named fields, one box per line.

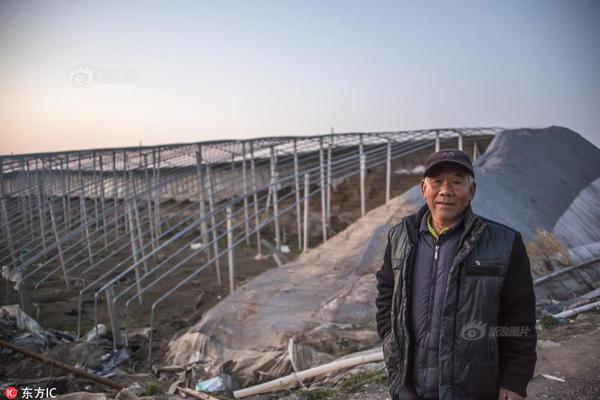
xmin=2 ymin=126 xmax=600 ymax=399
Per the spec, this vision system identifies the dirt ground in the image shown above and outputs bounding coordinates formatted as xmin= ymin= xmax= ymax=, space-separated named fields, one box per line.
xmin=0 ymin=238 xmax=283 ymax=379
xmin=1 ymin=218 xmax=345 ymax=395
xmin=527 ymin=310 xmax=600 ymax=400
xmin=0 ymin=196 xmax=371 ymax=396
xmin=3 ymin=278 xmax=600 ymax=400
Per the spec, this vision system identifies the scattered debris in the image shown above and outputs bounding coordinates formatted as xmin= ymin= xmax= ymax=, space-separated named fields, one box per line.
xmin=0 ymin=338 xmax=124 ymax=391
xmin=0 ymin=305 xmax=76 ymax=353
xmin=1 ymin=305 xmax=41 ymax=333
xmin=154 ymin=365 xmax=185 ymax=374
xmin=91 ymin=348 xmax=130 ymax=376
xmin=178 ymin=386 xmax=220 ymax=400
xmin=195 ymin=373 xmax=238 ymax=393
xmin=195 ymin=376 xmax=226 ymax=393
xmin=534 ymin=258 xmax=600 ymax=317
xmin=84 ymin=324 xmax=108 ymax=343
xmin=540 ymin=374 xmax=566 ymax=383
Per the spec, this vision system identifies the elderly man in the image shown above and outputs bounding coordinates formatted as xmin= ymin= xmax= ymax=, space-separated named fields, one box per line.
xmin=375 ymin=149 xmax=537 ymax=400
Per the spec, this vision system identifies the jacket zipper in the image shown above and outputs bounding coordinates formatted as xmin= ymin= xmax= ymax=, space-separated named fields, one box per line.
xmin=421 ymin=241 xmax=440 ymax=383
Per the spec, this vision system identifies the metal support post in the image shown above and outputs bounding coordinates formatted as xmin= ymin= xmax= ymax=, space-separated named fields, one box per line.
xmin=207 ymin=165 xmax=222 ymax=285
xmin=386 ymin=139 xmax=391 ymax=203
xmin=195 ymin=149 xmax=208 ymax=248
xmin=242 ymin=142 xmax=250 ymax=244
xmin=326 ymin=143 xmax=332 ymax=224
xmin=226 ymin=207 xmax=235 ymax=294
xmin=303 ymin=173 xmax=310 ymax=252
xmin=270 ymin=147 xmax=281 ymax=250
xmin=319 ymin=138 xmax=327 ymax=242
xmin=293 ymin=139 xmax=302 ymax=250
xmin=47 ymin=197 xmax=69 ymax=289
xmin=360 ymin=153 xmax=366 ymax=217
xmin=250 ymin=142 xmax=263 ymax=258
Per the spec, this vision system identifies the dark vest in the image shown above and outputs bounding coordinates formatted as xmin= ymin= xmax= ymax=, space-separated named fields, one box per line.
xmin=410 ymin=211 xmax=465 ymax=398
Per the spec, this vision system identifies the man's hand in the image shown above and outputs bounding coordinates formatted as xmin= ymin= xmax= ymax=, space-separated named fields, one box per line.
xmin=499 ymin=387 xmax=524 ymax=400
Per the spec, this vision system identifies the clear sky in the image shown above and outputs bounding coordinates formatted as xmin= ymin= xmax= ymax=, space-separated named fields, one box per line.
xmin=1 ymin=0 xmax=599 ymax=155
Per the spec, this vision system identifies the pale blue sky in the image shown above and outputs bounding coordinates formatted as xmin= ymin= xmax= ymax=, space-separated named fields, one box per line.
xmin=1 ymin=0 xmax=599 ymax=154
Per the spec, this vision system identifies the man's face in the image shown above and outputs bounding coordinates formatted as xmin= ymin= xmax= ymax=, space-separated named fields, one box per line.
xmin=420 ymin=164 xmax=476 ymax=224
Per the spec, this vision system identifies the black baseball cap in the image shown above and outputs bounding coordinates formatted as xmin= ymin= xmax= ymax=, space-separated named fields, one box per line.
xmin=423 ymin=149 xmax=474 ymax=177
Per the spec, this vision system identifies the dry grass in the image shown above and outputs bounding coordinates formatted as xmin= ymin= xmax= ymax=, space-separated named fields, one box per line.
xmin=526 ymin=229 xmax=572 ymax=276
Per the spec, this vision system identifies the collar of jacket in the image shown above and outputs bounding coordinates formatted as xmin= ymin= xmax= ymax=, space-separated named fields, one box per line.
xmin=405 ymin=202 xmax=480 ymax=246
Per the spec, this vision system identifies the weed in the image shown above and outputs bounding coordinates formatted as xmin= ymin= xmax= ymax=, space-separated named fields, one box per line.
xmin=142 ymin=381 xmax=160 ymax=396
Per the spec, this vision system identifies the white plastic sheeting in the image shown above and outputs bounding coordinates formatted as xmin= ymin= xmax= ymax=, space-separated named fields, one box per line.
xmin=553 ymin=177 xmax=600 ymax=248
xmin=166 ymin=196 xmax=416 ymax=384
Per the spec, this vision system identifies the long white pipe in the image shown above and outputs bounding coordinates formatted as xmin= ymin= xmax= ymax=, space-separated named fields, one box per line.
xmin=233 ymin=350 xmax=383 ymax=398
xmin=552 ymin=299 xmax=600 ymax=319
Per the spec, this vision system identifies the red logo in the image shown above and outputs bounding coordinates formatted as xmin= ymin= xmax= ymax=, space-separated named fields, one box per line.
xmin=4 ymin=387 xmax=18 ymax=400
